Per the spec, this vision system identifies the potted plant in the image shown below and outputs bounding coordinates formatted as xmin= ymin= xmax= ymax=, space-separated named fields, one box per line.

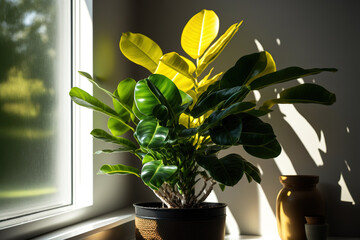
xmin=70 ymin=9 xmax=336 ymax=240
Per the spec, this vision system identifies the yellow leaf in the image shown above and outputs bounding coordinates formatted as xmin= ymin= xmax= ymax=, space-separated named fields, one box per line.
xmin=196 ymin=21 xmax=242 ymax=77
xmin=119 ymin=32 xmax=162 ymax=73
xmin=246 ymin=51 xmax=276 ymax=85
xmin=197 ymin=69 xmax=223 ymax=94
xmin=181 ymin=9 xmax=219 ymax=59
xmin=154 ymin=52 xmax=195 ymax=92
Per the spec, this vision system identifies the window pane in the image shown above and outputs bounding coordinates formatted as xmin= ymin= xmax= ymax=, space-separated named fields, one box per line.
xmin=0 ymin=0 xmax=72 ymax=220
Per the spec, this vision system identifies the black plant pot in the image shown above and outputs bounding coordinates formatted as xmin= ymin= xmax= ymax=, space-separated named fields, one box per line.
xmin=134 ymin=202 xmax=227 ymax=240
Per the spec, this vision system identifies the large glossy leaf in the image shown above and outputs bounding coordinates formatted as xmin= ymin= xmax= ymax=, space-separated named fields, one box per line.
xmin=134 ymin=79 xmax=161 ymax=116
xmin=70 ymin=87 xmax=133 ymax=131
xmin=248 ymin=67 xmax=337 ymax=90
xmin=132 ymin=101 xmax=146 ymax=120
xmin=262 ymin=83 xmax=336 ymax=109
xmin=176 ymin=90 xmax=193 ymax=114
xmin=209 ymin=115 xmax=242 ymax=146
xmin=135 ymin=117 xmax=169 ymax=148
xmin=119 ymin=32 xmax=163 ymax=73
xmin=117 ymin=78 xmax=136 ymax=107
xmin=148 ymin=74 xmax=182 ymax=108
xmin=243 ymin=139 xmax=282 ymax=159
xmin=220 ymin=51 xmax=276 ymax=89
xmin=113 ymin=90 xmax=130 ymax=121
xmin=196 ymin=154 xmax=245 ymax=186
xmin=191 ymin=86 xmax=245 ymax=118
xmin=196 ymin=22 xmax=242 ymax=77
xmin=154 ymin=52 xmax=196 ymax=92
xmin=238 ymin=114 xmax=276 ymax=146
xmin=99 ymin=164 xmax=140 ymax=177
xmin=244 ymin=161 xmax=261 ymax=183
xmin=134 ymin=75 xmax=182 ymax=116
xmin=108 ymin=117 xmax=131 ymax=136
xmin=141 ymin=160 xmax=177 ymax=190
xmin=181 ymin=9 xmax=219 ymax=59
xmin=199 ymin=102 xmax=255 ymax=132
xmin=90 ymin=129 xmax=137 ymax=149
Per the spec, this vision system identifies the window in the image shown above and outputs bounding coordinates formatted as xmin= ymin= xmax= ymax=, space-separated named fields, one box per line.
xmin=0 ymin=0 xmax=93 ymax=229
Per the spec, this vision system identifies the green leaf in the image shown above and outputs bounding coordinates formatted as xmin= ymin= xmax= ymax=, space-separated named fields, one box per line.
xmin=112 ymin=78 xmax=136 ymax=120
xmin=196 ymin=145 xmax=230 ymax=156
xmin=220 ymin=51 xmax=275 ymax=89
xmin=196 ymin=154 xmax=245 ymax=186
xmin=107 ymin=118 xmax=131 ymax=136
xmin=238 ymin=114 xmax=277 ymax=146
xmin=134 ymin=79 xmax=161 ymax=116
xmin=152 ymin=104 xmax=169 ymax=122
xmin=176 ymin=89 xmax=193 ymax=114
xmin=248 ymin=67 xmax=337 ymax=90
xmin=148 ymin=74 xmax=182 ymax=108
xmin=95 ymin=147 xmax=135 ymax=154
xmin=70 ymin=87 xmax=134 ymax=131
xmin=244 ymin=161 xmax=261 ymax=184
xmin=119 ymin=32 xmax=163 ymax=73
xmin=78 ymin=71 xmax=133 ymax=117
xmin=178 ymin=127 xmax=197 ymax=138
xmin=243 ymin=139 xmax=282 ymax=159
xmin=117 ymin=78 xmax=136 ymax=106
xmin=134 ymin=74 xmax=182 ymax=117
xmin=199 ymin=102 xmax=255 ymax=132
xmin=132 ymin=102 xmax=146 ymax=120
xmin=78 ymin=71 xmax=113 ymax=98
xmin=209 ymin=115 xmax=242 ymax=146
xmin=142 ymin=154 xmax=155 ymax=165
xmin=99 ymin=164 xmax=140 ymax=177
xmin=141 ymin=160 xmax=177 ymax=190
xmin=191 ymin=86 xmax=243 ymax=118
xmin=113 ymin=90 xmax=130 ymax=121
xmin=262 ymin=83 xmax=336 ymax=109
xmin=135 ymin=117 xmax=169 ymax=148
xmin=90 ymin=129 xmax=137 ymax=149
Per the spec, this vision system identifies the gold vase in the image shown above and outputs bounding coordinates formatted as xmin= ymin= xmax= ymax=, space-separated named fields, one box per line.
xmin=276 ymin=175 xmax=325 ymax=240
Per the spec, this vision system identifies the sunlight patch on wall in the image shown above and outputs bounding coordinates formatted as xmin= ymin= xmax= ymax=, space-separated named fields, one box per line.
xmin=296 ymin=78 xmax=305 ymax=84
xmin=274 ymin=146 xmax=297 ymax=175
xmin=276 ymin=38 xmax=281 ymax=46
xmin=338 ymin=173 xmax=355 ymax=205
xmin=254 ymin=39 xmax=264 ymax=52
xmin=207 ymin=191 xmax=241 ymax=236
xmin=278 ymin=104 xmax=327 ymax=166
xmin=253 ymin=90 xmax=261 ymax=102
xmin=258 ymin=184 xmax=281 ymax=239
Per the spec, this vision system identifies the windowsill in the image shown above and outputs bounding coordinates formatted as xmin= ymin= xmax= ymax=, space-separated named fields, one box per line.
xmin=31 ymin=209 xmax=359 ymax=240
xmin=31 ymin=208 xmax=134 ymax=240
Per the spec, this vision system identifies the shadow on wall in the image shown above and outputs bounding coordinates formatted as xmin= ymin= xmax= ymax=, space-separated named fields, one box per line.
xmin=216 ymin=37 xmax=360 ymax=237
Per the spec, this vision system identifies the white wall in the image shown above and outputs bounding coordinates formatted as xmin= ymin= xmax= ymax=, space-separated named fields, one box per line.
xmin=96 ymin=0 xmax=359 ymax=237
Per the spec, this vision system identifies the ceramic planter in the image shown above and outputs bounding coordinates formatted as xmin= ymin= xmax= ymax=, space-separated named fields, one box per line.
xmin=134 ymin=202 xmax=227 ymax=240
xmin=276 ymin=175 xmax=325 ymax=240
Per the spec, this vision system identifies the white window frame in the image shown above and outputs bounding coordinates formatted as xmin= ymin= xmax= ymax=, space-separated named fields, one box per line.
xmin=0 ymin=0 xmax=93 ymax=230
